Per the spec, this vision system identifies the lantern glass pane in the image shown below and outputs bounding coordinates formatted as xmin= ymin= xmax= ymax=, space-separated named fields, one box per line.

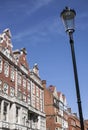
xmin=61 ymin=9 xmax=76 ymax=32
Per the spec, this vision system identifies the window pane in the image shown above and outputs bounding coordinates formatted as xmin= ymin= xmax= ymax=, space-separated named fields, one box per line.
xmin=17 ymin=73 xmax=21 ymax=85
xmin=23 ymin=78 xmax=26 ymax=89
xmin=3 ymin=83 xmax=8 ymax=94
xmin=17 ymin=91 xmax=22 ymax=100
xmin=3 ymin=102 xmax=8 ymax=121
xmin=10 ymin=87 xmax=15 ymax=97
xmin=11 ymin=67 xmax=15 ymax=81
xmin=4 ymin=62 xmax=9 ymax=77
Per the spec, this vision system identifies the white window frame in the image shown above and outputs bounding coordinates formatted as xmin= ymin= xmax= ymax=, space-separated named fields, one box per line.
xmin=10 ymin=67 xmax=15 ymax=81
xmin=40 ymin=100 xmax=43 ymax=111
xmin=17 ymin=72 xmax=21 ymax=85
xmin=36 ymin=86 xmax=39 ymax=97
xmin=36 ymin=97 xmax=39 ymax=110
xmin=32 ymin=83 xmax=35 ymax=94
xmin=3 ymin=83 xmax=9 ymax=95
xmin=16 ymin=106 xmax=20 ymax=123
xmin=27 ymin=80 xmax=31 ymax=91
xmin=23 ymin=78 xmax=26 ymax=89
xmin=32 ymin=95 xmax=35 ymax=107
xmin=0 ymin=56 xmax=3 ymax=73
xmin=4 ymin=62 xmax=9 ymax=77
xmin=28 ymin=97 xmax=31 ymax=105
xmin=10 ymin=87 xmax=15 ymax=97
xmin=40 ymin=90 xmax=43 ymax=99
xmin=17 ymin=91 xmax=22 ymax=100
xmin=3 ymin=102 xmax=9 ymax=121
xmin=23 ymin=94 xmax=26 ymax=102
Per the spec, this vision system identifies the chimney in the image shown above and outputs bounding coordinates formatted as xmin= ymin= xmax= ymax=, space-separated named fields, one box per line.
xmin=20 ymin=48 xmax=27 ymax=55
xmin=67 ymin=108 xmax=71 ymax=113
xmin=73 ymin=113 xmax=77 ymax=117
xmin=42 ymin=80 xmax=46 ymax=89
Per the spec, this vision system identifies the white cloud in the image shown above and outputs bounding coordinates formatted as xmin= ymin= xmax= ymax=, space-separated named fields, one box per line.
xmin=26 ymin=0 xmax=52 ymax=15
xmin=13 ymin=17 xmax=64 ymax=44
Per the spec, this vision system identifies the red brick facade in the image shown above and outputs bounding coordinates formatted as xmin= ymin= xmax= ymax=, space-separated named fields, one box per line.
xmin=42 ymin=80 xmax=68 ymax=130
xmin=0 ymin=29 xmax=46 ymax=130
xmin=42 ymin=80 xmax=88 ymax=130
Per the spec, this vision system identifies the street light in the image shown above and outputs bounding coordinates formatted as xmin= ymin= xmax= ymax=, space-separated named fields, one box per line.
xmin=60 ymin=7 xmax=84 ymax=130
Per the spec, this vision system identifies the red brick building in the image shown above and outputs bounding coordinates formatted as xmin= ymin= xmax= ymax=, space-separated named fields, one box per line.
xmin=68 ymin=108 xmax=80 ymax=130
xmin=84 ymin=120 xmax=88 ymax=130
xmin=42 ymin=80 xmax=68 ymax=130
xmin=0 ymin=29 xmax=46 ymax=130
xmin=43 ymin=80 xmax=88 ymax=130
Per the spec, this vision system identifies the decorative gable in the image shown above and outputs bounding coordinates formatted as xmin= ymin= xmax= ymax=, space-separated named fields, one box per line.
xmin=13 ymin=48 xmax=30 ymax=75
xmin=0 ymin=29 xmax=14 ymax=61
xmin=0 ymin=29 xmax=30 ymax=74
xmin=0 ymin=28 xmax=13 ymax=50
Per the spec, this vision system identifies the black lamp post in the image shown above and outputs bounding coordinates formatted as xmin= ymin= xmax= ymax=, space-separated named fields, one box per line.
xmin=60 ymin=7 xmax=84 ymax=130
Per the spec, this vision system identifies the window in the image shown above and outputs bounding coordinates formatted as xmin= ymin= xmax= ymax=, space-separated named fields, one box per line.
xmin=36 ymin=97 xmax=39 ymax=110
xmin=36 ymin=86 xmax=39 ymax=97
xmin=27 ymin=81 xmax=31 ymax=97
xmin=22 ymin=116 xmax=26 ymax=125
xmin=0 ymin=57 xmax=2 ymax=73
xmin=10 ymin=67 xmax=15 ymax=81
xmin=28 ymin=97 xmax=31 ymax=105
xmin=40 ymin=90 xmax=43 ymax=99
xmin=3 ymin=83 xmax=9 ymax=95
xmin=54 ymin=98 xmax=56 ymax=104
xmin=17 ymin=91 xmax=22 ymax=100
xmin=0 ymin=80 xmax=2 ymax=92
xmin=3 ymin=102 xmax=8 ymax=121
xmin=55 ymin=116 xmax=62 ymax=124
xmin=27 ymin=81 xmax=31 ymax=91
xmin=17 ymin=73 xmax=21 ymax=85
xmin=59 ymin=101 xmax=63 ymax=110
xmin=32 ymin=83 xmax=35 ymax=94
xmin=40 ymin=100 xmax=43 ymax=111
xmin=71 ymin=120 xmax=76 ymax=126
xmin=16 ymin=106 xmax=20 ymax=123
xmin=32 ymin=96 xmax=35 ymax=107
xmin=23 ymin=78 xmax=26 ymax=89
xmin=10 ymin=87 xmax=14 ymax=97
xmin=23 ymin=94 xmax=26 ymax=102
xmin=4 ymin=62 xmax=9 ymax=77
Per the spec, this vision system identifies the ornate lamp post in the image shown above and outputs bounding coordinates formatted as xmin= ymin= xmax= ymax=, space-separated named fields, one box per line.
xmin=60 ymin=7 xmax=84 ymax=130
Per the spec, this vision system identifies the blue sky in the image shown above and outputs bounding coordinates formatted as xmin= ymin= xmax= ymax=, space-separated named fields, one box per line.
xmin=0 ymin=0 xmax=88 ymax=119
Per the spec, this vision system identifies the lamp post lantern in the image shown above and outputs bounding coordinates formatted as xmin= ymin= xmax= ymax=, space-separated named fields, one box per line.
xmin=60 ymin=7 xmax=84 ymax=130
